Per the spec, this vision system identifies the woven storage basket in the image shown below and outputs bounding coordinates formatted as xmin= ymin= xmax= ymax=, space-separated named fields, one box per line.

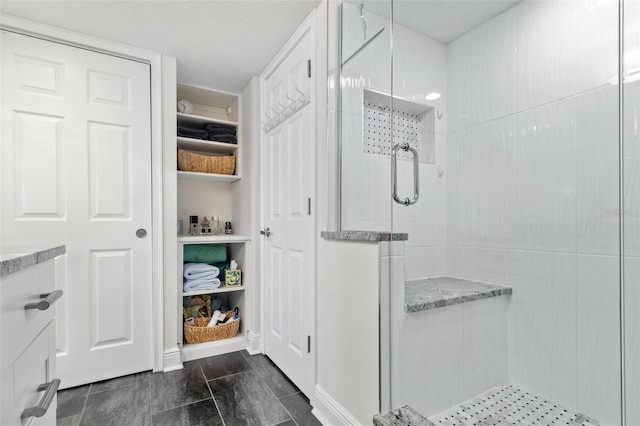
xmin=183 ymin=311 xmax=240 ymax=344
xmin=178 ymin=149 xmax=236 ymax=175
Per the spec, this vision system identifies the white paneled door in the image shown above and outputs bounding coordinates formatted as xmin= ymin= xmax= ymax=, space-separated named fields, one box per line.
xmin=0 ymin=31 xmax=153 ymax=387
xmin=262 ymin=28 xmax=315 ymax=397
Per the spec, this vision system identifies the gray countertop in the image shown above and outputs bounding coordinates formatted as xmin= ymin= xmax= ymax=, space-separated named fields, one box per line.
xmin=374 ymin=405 xmax=434 ymax=426
xmin=321 ymin=231 xmax=408 ymax=242
xmin=0 ymin=245 xmax=66 ymax=278
xmin=405 ymin=276 xmax=512 ymax=313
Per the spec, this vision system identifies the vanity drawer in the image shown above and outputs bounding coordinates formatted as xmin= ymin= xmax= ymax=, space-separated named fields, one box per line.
xmin=1 ymin=260 xmax=57 ymax=372
xmin=1 ymin=322 xmax=58 ymax=426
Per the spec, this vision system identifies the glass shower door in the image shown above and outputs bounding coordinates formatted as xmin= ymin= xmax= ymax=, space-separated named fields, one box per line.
xmin=624 ymin=0 xmax=640 ymax=423
xmin=388 ymin=0 xmax=625 ymax=424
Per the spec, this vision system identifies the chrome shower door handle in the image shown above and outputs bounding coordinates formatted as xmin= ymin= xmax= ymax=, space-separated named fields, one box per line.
xmin=407 ymin=144 xmax=419 ymax=205
xmin=391 ymin=142 xmax=419 ymax=206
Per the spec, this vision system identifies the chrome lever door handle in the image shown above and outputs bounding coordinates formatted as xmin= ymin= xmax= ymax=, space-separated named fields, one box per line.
xmin=24 ymin=290 xmax=64 ymax=311
xmin=260 ymin=228 xmax=271 ymax=237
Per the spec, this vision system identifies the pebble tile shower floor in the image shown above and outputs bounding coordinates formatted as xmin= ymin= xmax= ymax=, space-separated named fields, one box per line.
xmin=56 ymin=350 xmax=321 ymax=426
xmin=430 ymin=385 xmax=600 ymax=426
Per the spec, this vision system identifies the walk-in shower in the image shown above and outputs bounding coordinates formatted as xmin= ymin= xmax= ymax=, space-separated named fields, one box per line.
xmin=333 ymin=0 xmax=638 ymax=424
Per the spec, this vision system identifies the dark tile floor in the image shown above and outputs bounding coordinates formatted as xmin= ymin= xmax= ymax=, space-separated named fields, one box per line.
xmin=56 ymin=350 xmax=322 ymax=426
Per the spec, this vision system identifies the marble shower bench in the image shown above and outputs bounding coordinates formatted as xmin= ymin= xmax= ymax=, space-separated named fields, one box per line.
xmin=405 ymin=276 xmax=512 ymax=313
xmin=392 ymin=277 xmax=512 ymax=418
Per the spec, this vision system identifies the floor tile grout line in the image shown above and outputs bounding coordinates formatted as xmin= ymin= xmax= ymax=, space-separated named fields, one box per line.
xmin=146 ymin=371 xmax=151 ymax=422
xmin=76 ymin=384 xmax=91 ymax=426
xmin=278 ymin=390 xmax=303 ymax=400
xmin=205 ymin=368 xmax=255 ymax=383
xmin=87 ymin=375 xmax=149 ymax=396
xmin=150 ymin=397 xmax=216 ymax=416
xmin=199 ymin=359 xmax=227 ymax=426
xmin=255 ymin=364 xmax=298 ymax=426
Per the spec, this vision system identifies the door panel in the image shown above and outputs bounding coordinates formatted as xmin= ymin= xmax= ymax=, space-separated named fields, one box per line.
xmin=88 ymin=122 xmax=131 ymax=218
xmin=263 ymin=28 xmax=315 ymax=398
xmin=1 ymin=30 xmax=153 ymax=387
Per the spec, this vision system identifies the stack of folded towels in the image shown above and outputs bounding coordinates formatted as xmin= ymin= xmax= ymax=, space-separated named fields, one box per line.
xmin=177 ymin=123 xmax=237 ymax=144
xmin=205 ymin=123 xmax=237 ymax=144
xmin=183 ymin=263 xmax=221 ymax=292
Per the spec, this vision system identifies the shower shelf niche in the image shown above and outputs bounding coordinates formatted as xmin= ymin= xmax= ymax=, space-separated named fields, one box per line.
xmin=363 ymin=88 xmax=435 ymax=163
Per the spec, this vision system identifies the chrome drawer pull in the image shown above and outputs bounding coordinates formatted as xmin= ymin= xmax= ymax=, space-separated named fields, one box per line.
xmin=21 ymin=378 xmax=61 ymax=419
xmin=24 ymin=290 xmax=64 ymax=311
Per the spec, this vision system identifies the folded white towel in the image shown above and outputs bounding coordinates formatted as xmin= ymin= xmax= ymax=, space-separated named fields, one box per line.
xmin=186 ymin=271 xmax=219 ymax=281
xmin=183 ymin=278 xmax=221 ymax=292
xmin=183 ymin=263 xmax=220 ymax=279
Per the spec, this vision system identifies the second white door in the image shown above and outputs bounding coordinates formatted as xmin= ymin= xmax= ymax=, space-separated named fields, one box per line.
xmin=1 ymin=31 xmax=154 ymax=387
xmin=262 ymin=26 xmax=315 ymax=398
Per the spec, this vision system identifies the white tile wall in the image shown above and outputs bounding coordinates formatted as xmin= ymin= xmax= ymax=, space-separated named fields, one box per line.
xmin=444 ymin=0 xmax=623 ymax=421
xmin=510 ymin=251 xmax=578 ymax=409
xmin=624 ymin=257 xmax=640 ymax=426
xmin=624 ymin=2 xmax=640 ymax=421
xmin=576 ymin=255 xmax=621 ymax=425
xmin=471 ymin=118 xmax=517 ymax=249
xmin=576 ymin=86 xmax=620 ymax=256
xmin=515 ymin=98 xmax=577 ymax=253
xmin=624 ymin=80 xmax=640 ymax=258
xmin=515 ymin=0 xmax=577 ymax=111
xmin=462 ymin=297 xmax=509 ymax=401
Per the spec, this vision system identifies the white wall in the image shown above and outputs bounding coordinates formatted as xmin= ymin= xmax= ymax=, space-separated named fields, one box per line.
xmin=161 ymin=56 xmax=180 ymax=367
xmin=314 ymin=2 xmax=381 ymax=424
xmin=233 ymin=76 xmax=262 ymax=352
xmin=446 ymin=1 xmax=621 ymax=424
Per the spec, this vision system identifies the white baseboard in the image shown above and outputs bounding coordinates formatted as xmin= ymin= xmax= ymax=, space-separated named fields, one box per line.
xmin=312 ymin=385 xmax=360 ymax=426
xmin=246 ymin=330 xmax=262 ymax=355
xmin=162 ymin=347 xmax=183 ymax=372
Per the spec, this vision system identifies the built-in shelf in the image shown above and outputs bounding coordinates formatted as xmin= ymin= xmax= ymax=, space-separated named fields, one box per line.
xmin=177 ymin=112 xmax=238 ymax=128
xmin=177 ymin=170 xmax=241 ymax=183
xmin=178 ymin=235 xmax=251 ymax=244
xmin=181 ymin=335 xmax=245 ymax=362
xmin=405 ymin=277 xmax=512 ymax=313
xmin=182 ymin=287 xmax=245 ymax=297
xmin=177 ymin=137 xmax=238 ymax=154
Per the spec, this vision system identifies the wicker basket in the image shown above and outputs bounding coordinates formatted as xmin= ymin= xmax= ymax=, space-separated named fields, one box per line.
xmin=178 ymin=149 xmax=236 ymax=175
xmin=183 ymin=311 xmax=240 ymax=344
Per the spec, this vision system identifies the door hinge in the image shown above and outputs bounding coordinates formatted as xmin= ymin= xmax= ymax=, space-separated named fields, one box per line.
xmin=307 ymin=335 xmax=311 ymax=353
xmin=307 ymin=59 xmax=311 ymax=78
xmin=307 ymin=198 xmax=311 ymax=215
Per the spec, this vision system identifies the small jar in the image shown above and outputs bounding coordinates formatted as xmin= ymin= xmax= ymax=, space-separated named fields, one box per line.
xmin=225 ymin=222 xmax=233 ymax=234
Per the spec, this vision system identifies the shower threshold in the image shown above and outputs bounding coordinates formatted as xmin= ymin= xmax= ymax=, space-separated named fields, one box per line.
xmin=430 ymin=384 xmax=600 ymax=426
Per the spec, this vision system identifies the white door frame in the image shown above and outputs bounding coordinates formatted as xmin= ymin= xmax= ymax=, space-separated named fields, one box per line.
xmin=0 ymin=14 xmax=166 ymax=372
xmin=259 ymin=9 xmax=317 ymax=387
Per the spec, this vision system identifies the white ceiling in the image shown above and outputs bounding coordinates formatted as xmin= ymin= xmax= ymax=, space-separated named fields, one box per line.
xmin=0 ymin=0 xmax=320 ymax=93
xmin=364 ymin=0 xmax=519 ymax=43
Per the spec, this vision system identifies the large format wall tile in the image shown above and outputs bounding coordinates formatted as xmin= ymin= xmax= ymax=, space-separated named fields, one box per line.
xmin=470 ymin=7 xmax=517 ymax=127
xmin=509 ymin=250 xmax=577 ymax=410
xmin=576 ymin=254 xmax=621 ymax=425
xmin=515 ymin=98 xmax=577 ymax=253
xmin=624 ymin=257 xmax=640 ymax=426
xmin=516 ymin=0 xmax=577 ymax=111
xmin=624 ymin=80 xmax=640 ymax=257
xmin=576 ymin=86 xmax=620 ymax=255
xmin=471 ymin=117 xmax=517 ymax=249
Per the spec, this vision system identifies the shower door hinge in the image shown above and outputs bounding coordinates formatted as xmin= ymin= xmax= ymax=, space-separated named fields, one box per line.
xmin=307 ymin=335 xmax=311 ymax=353
xmin=307 ymin=198 xmax=311 ymax=215
xmin=307 ymin=59 xmax=311 ymax=78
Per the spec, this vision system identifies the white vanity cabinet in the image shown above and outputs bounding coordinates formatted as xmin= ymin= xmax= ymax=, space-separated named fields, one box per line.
xmin=1 ymin=247 xmax=64 ymax=426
